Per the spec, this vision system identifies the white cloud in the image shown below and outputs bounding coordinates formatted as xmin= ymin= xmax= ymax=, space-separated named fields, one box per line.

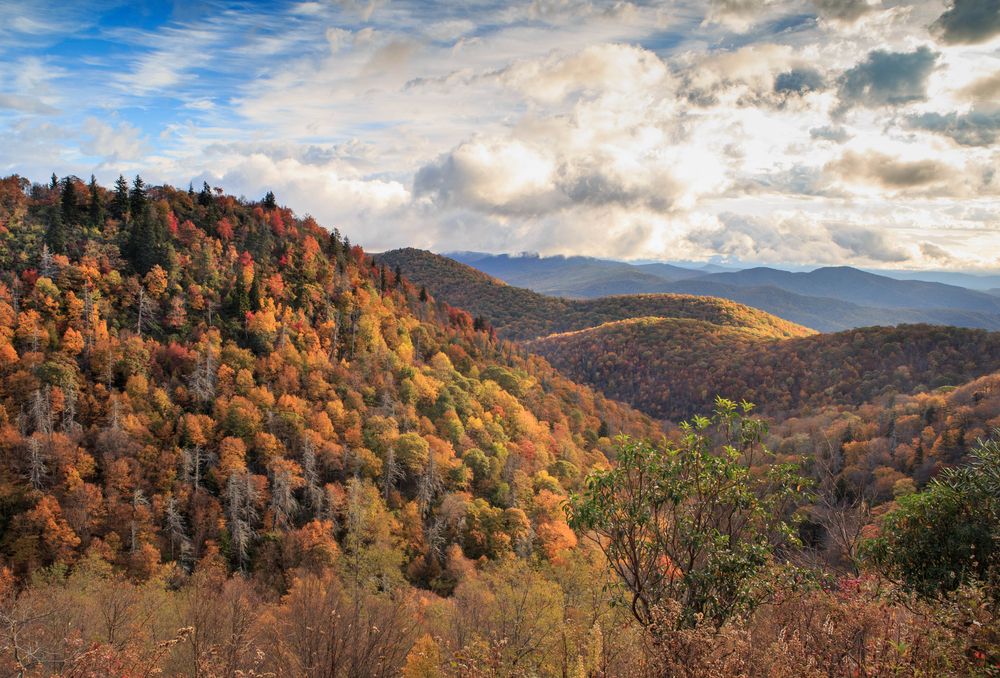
xmin=79 ymin=118 xmax=148 ymax=162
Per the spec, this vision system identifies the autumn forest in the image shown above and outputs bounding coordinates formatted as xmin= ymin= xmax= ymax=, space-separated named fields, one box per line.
xmin=0 ymin=174 xmax=997 ymax=677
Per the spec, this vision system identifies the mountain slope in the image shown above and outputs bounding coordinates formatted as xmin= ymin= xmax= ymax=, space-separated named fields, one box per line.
xmin=0 ymin=175 xmax=659 ymax=586
xmin=528 ymin=320 xmax=1000 ymax=420
xmin=378 ymin=248 xmax=815 ymax=340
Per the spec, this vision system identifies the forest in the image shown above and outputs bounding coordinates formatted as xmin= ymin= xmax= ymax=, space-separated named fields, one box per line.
xmin=0 ymin=175 xmax=996 ymax=676
xmin=529 ymin=316 xmax=1000 ymax=420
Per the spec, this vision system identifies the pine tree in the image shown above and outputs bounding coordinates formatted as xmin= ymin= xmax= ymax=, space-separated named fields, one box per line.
xmin=60 ymin=176 xmax=79 ymax=226
xmin=44 ymin=209 xmax=67 ymax=254
xmin=198 ymin=181 xmax=213 ymax=207
xmin=88 ymin=175 xmax=105 ymax=228
xmin=125 ymin=203 xmax=166 ymax=275
xmin=263 ymin=190 xmax=276 ymax=210
xmin=112 ymin=175 xmax=130 ymax=221
xmin=129 ymin=175 xmax=147 ymax=219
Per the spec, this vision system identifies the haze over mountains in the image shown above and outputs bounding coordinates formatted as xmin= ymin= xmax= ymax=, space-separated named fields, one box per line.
xmin=448 ymin=252 xmax=1000 ymax=332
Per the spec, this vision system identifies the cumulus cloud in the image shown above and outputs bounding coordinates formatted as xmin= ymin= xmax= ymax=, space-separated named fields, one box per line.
xmin=958 ymin=71 xmax=1000 ymax=104
xmin=497 ymin=43 xmax=670 ymax=103
xmin=920 ymin=241 xmax=959 ymax=265
xmin=79 ymin=118 xmax=147 ymax=162
xmin=414 ymin=138 xmax=561 ymax=215
xmin=5 ymin=0 xmax=1000 ymax=269
xmin=836 ymin=46 xmax=937 ymax=112
xmin=813 ymin=0 xmax=877 ymax=23
xmin=681 ymin=43 xmax=800 ymax=104
xmin=908 ymin=110 xmax=1000 ymax=146
xmin=810 ymin=125 xmax=851 ymax=142
xmin=774 ymin=68 xmax=825 ymax=95
xmin=688 ymin=212 xmax=909 ymax=265
xmin=930 ymin=0 xmax=1000 ymax=45
xmin=704 ymin=0 xmax=781 ymax=31
xmin=824 ymin=149 xmax=957 ymax=193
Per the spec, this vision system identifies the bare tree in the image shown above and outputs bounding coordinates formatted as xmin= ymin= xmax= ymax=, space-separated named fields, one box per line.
xmin=165 ymin=496 xmax=192 ymax=565
xmin=269 ymin=466 xmax=298 ymax=531
xmin=180 ymin=446 xmax=213 ymax=492
xmin=187 ymin=348 xmax=217 ymax=406
xmin=811 ymin=441 xmax=874 ymax=572
xmin=226 ymin=472 xmax=258 ymax=571
xmin=300 ymin=437 xmax=324 ymax=519
xmin=130 ymin=489 xmax=149 ymax=555
xmin=416 ymin=450 xmax=442 ymax=517
xmin=25 ymin=437 xmax=47 ymax=491
xmin=381 ymin=447 xmax=403 ymax=503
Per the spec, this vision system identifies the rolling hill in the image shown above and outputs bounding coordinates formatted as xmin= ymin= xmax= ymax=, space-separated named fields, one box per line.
xmin=528 ymin=320 xmax=1000 ymax=420
xmin=378 ymin=248 xmax=815 ymax=340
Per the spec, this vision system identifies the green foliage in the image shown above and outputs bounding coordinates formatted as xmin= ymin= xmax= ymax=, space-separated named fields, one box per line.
xmin=567 ymin=397 xmax=810 ymax=629
xmin=862 ymin=432 xmax=1000 ymax=600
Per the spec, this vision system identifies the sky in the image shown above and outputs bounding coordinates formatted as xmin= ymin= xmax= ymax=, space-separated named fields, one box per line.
xmin=2 ymin=0 xmax=1000 ymax=271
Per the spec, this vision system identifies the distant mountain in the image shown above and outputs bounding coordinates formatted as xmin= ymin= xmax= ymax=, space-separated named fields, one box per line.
xmin=697 ymin=266 xmax=1000 ymax=315
xmin=664 ymin=280 xmax=1000 ymax=333
xmin=378 ymin=248 xmax=814 ymax=341
xmin=866 ymin=269 xmax=1000 ymax=291
xmin=446 ymin=251 xmax=701 ymax=298
xmin=446 ymin=254 xmax=1000 ymax=332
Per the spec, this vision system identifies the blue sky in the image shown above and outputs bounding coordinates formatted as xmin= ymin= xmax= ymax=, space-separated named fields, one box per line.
xmin=2 ymin=0 xmax=1000 ymax=270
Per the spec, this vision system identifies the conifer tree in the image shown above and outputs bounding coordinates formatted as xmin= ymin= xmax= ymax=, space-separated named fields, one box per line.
xmin=60 ymin=176 xmax=78 ymax=226
xmin=88 ymin=175 xmax=105 ymax=228
xmin=112 ymin=174 xmax=130 ymax=221
xmin=129 ymin=175 xmax=147 ymax=218
xmin=44 ymin=209 xmax=67 ymax=254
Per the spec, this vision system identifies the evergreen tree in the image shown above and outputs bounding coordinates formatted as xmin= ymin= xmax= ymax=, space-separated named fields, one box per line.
xmin=50 ymin=173 xmax=58 ymax=190
xmin=112 ymin=175 xmax=130 ymax=221
xmin=198 ymin=181 xmax=213 ymax=207
xmin=44 ymin=209 xmax=67 ymax=255
xmin=88 ymin=175 xmax=105 ymax=228
xmin=129 ymin=175 xmax=147 ymax=219
xmin=126 ymin=203 xmax=167 ymax=275
xmin=263 ymin=190 xmax=276 ymax=210
xmin=60 ymin=176 xmax=79 ymax=227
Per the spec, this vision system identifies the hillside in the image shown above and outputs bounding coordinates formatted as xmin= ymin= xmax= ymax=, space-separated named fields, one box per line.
xmin=528 ymin=320 xmax=1000 ymax=420
xmin=0 ymin=175 xmax=660 ymax=585
xmin=378 ymin=248 xmax=815 ymax=340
